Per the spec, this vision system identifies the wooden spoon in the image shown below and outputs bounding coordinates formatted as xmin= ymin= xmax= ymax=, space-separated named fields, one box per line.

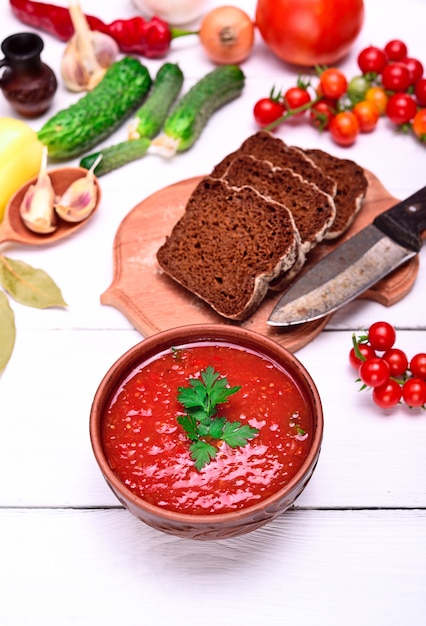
xmin=0 ymin=166 xmax=101 ymax=246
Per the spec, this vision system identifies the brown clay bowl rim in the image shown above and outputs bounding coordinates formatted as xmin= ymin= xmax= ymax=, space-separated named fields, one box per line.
xmin=90 ymin=323 xmax=323 ymax=525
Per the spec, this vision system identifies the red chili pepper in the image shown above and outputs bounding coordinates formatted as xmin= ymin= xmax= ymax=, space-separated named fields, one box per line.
xmin=9 ymin=0 xmax=172 ymax=58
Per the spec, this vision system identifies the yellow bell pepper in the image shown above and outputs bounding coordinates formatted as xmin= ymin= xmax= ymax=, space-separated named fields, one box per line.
xmin=0 ymin=117 xmax=44 ymax=222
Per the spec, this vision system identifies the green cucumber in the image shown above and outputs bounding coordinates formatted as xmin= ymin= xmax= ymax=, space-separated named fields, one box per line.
xmin=129 ymin=63 xmax=184 ymax=140
xmin=155 ymin=65 xmax=245 ymax=155
xmin=79 ymin=137 xmax=151 ymax=176
xmin=37 ymin=57 xmax=152 ymax=159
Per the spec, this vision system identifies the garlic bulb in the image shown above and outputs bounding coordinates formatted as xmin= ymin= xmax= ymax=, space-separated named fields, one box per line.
xmin=54 ymin=156 xmax=101 ymax=223
xmin=131 ymin=0 xmax=208 ymax=25
xmin=20 ymin=147 xmax=58 ymax=234
xmin=61 ymin=2 xmax=119 ymax=92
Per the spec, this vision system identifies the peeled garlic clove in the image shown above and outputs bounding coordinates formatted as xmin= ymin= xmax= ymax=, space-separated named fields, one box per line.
xmin=20 ymin=148 xmax=57 ymax=234
xmin=55 ymin=159 xmax=100 ymax=223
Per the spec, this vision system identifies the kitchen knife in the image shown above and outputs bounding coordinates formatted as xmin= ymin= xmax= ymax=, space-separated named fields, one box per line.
xmin=268 ymin=185 xmax=426 ymax=326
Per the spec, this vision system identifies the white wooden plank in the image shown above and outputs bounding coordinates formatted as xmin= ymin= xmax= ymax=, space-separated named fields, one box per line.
xmin=0 ymin=508 xmax=425 ymax=626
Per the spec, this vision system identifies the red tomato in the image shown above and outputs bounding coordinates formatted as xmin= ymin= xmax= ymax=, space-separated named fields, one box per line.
xmin=349 ymin=343 xmax=376 ymax=370
xmin=382 ymin=348 xmax=409 ymax=377
xmin=359 ymin=357 xmax=390 ymax=388
xmin=412 ymin=109 xmax=426 ymax=142
xmin=255 ymin=0 xmax=364 ymax=67
xmin=402 ymin=378 xmax=426 ymax=407
xmin=402 ymin=57 xmax=424 ymax=85
xmin=310 ymin=98 xmax=336 ymax=129
xmin=253 ymin=97 xmax=285 ymax=127
xmin=319 ymin=68 xmax=348 ymax=99
xmin=283 ymin=86 xmax=311 ymax=115
xmin=410 ymin=353 xmax=426 ymax=380
xmin=353 ymin=100 xmax=379 ymax=132
xmin=329 ymin=111 xmax=359 ymax=146
xmin=368 ymin=321 xmax=396 ymax=351
xmin=384 ymin=39 xmax=408 ymax=62
xmin=381 ymin=63 xmax=411 ymax=92
xmin=386 ymin=93 xmax=417 ymax=125
xmin=357 ymin=46 xmax=387 ymax=74
xmin=372 ymin=379 xmax=402 ymax=409
xmin=414 ymin=78 xmax=426 ymax=106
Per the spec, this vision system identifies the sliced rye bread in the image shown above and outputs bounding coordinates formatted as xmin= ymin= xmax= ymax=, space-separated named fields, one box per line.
xmin=220 ymin=154 xmax=337 ymax=290
xmin=303 ymin=148 xmax=368 ymax=239
xmin=211 ymin=131 xmax=338 ymax=199
xmin=156 ymin=177 xmax=300 ymax=321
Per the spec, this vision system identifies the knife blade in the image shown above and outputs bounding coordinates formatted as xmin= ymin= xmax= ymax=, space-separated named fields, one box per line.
xmin=268 ymin=185 xmax=426 ymax=326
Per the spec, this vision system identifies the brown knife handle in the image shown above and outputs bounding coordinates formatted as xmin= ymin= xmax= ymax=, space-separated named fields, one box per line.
xmin=373 ymin=185 xmax=426 ymax=252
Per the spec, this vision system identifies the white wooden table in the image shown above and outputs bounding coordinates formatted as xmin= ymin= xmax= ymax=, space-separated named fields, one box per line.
xmin=1 ymin=1 xmax=425 ymax=624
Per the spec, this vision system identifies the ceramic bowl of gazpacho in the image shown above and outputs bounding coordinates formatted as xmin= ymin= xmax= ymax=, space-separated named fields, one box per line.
xmin=90 ymin=324 xmax=323 ymax=540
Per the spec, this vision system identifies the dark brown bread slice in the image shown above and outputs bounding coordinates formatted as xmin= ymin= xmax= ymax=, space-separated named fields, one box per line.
xmin=303 ymin=148 xmax=368 ymax=239
xmin=222 ymin=155 xmax=336 ymax=256
xmin=156 ymin=177 xmax=300 ymax=321
xmin=211 ymin=131 xmax=337 ymax=199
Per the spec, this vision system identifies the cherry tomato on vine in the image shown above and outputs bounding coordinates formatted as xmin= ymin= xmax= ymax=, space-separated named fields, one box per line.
xmin=412 ymin=109 xmax=426 ymax=142
xmin=353 ymin=100 xmax=379 ymax=132
xmin=368 ymin=321 xmax=396 ymax=351
xmin=357 ymin=45 xmax=387 ymax=74
xmin=329 ymin=111 xmax=359 ymax=146
xmin=410 ymin=353 xmax=426 ymax=380
xmin=384 ymin=39 xmax=408 ymax=62
xmin=347 ymin=75 xmax=372 ymax=104
xmin=309 ymin=98 xmax=336 ymax=130
xmin=402 ymin=378 xmax=426 ymax=407
xmin=253 ymin=96 xmax=285 ymax=127
xmin=381 ymin=62 xmax=411 ymax=92
xmin=382 ymin=348 xmax=409 ymax=377
xmin=386 ymin=93 xmax=417 ymax=125
xmin=319 ymin=68 xmax=348 ymax=100
xmin=365 ymin=86 xmax=388 ymax=116
xmin=414 ymin=78 xmax=426 ymax=106
xmin=359 ymin=357 xmax=391 ymax=388
xmin=349 ymin=343 xmax=376 ymax=370
xmin=402 ymin=57 xmax=424 ymax=85
xmin=283 ymin=86 xmax=311 ymax=115
xmin=372 ymin=379 xmax=402 ymax=409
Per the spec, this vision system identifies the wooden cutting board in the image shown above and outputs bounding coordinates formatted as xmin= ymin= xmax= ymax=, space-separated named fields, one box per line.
xmin=101 ymin=170 xmax=419 ymax=352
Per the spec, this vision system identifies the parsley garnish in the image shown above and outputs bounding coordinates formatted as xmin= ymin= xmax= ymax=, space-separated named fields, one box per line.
xmin=177 ymin=365 xmax=259 ymax=471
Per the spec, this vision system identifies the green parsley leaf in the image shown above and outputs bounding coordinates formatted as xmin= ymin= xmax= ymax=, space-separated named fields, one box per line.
xmin=222 ymin=421 xmax=259 ymax=448
xmin=176 ymin=414 xmax=199 ymax=441
xmin=190 ymin=440 xmax=217 ymax=471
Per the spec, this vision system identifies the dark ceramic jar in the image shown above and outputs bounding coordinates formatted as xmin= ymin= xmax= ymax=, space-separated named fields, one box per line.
xmin=0 ymin=32 xmax=57 ymax=117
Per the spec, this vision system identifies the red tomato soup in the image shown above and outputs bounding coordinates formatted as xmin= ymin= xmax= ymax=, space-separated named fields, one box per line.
xmin=102 ymin=342 xmax=313 ymax=515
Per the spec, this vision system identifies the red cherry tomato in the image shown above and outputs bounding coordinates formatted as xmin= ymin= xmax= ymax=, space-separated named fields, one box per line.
xmin=367 ymin=321 xmax=396 ymax=351
xmin=253 ymin=97 xmax=285 ymax=127
xmin=353 ymin=100 xmax=379 ymax=132
xmin=381 ymin=63 xmax=411 ymax=92
xmin=372 ymin=379 xmax=402 ymax=409
xmin=255 ymin=0 xmax=364 ymax=67
xmin=349 ymin=343 xmax=376 ymax=370
xmin=359 ymin=357 xmax=391 ymax=388
xmin=384 ymin=39 xmax=408 ymax=61
xmin=357 ymin=46 xmax=387 ymax=74
xmin=410 ymin=353 xmax=426 ymax=380
xmin=382 ymin=348 xmax=409 ymax=377
xmin=402 ymin=378 xmax=426 ymax=407
xmin=412 ymin=109 xmax=426 ymax=142
xmin=310 ymin=98 xmax=336 ymax=130
xmin=329 ymin=111 xmax=359 ymax=146
xmin=414 ymin=78 xmax=426 ymax=106
xmin=402 ymin=57 xmax=424 ymax=85
xmin=386 ymin=92 xmax=418 ymax=125
xmin=283 ymin=86 xmax=311 ymax=115
xmin=319 ymin=68 xmax=348 ymax=99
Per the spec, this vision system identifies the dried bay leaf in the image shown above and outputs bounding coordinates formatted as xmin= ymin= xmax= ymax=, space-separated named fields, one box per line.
xmin=0 ymin=256 xmax=67 ymax=308
xmin=0 ymin=291 xmax=16 ymax=374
